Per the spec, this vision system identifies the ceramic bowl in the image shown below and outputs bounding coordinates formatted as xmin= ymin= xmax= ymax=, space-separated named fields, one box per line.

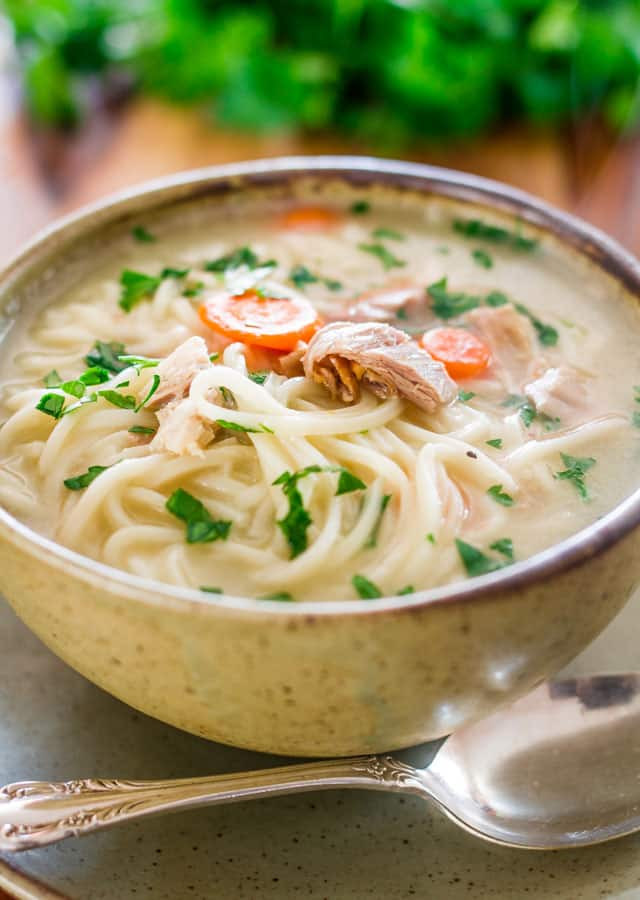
xmin=1 ymin=156 xmax=639 ymax=757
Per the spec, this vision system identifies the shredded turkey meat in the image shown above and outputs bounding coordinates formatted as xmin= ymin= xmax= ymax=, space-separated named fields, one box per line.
xmin=525 ymin=366 xmax=590 ymax=424
xmin=345 ymin=282 xmax=426 ymax=322
xmin=140 ymin=336 xmax=217 ymax=456
xmin=302 ymin=321 xmax=457 ymax=412
xmin=466 ymin=304 xmax=537 ymax=389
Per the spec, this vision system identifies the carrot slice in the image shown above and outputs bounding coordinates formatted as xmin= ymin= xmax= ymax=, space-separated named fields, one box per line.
xmin=420 ymin=327 xmax=491 ymax=379
xmin=280 ymin=206 xmax=340 ymax=231
xmin=199 ymin=289 xmax=322 ymax=351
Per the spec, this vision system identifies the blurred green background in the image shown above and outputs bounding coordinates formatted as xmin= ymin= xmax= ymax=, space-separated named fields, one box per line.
xmin=3 ymin=0 xmax=640 ymax=144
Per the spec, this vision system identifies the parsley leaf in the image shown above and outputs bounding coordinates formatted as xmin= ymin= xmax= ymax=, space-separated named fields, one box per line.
xmin=289 ymin=265 xmax=318 ymax=288
xmin=79 ymin=366 xmax=111 ymax=385
xmin=472 ymin=248 xmax=493 ymax=268
xmin=60 ymin=380 xmax=86 ymax=398
xmin=160 ymin=267 xmax=189 ymax=279
xmin=358 ymin=243 xmax=405 ymax=270
xmin=36 ymin=393 xmax=65 ymax=419
xmin=554 ymin=453 xmax=596 ymax=500
xmin=397 ymin=585 xmax=414 ymax=595
xmin=486 ymin=438 xmax=503 ymax=448
xmin=64 ymin=464 xmax=110 ymax=490
xmin=200 ymin=586 xmax=223 ymax=593
xmin=485 ymin=290 xmax=509 ymax=307
xmin=426 ymin=532 xmax=436 ymax=544
xmin=183 ymin=282 xmax=204 ymax=297
xmin=336 ymin=469 xmax=366 ymax=495
xmin=260 ymin=592 xmax=295 ymax=602
xmin=427 ymin=278 xmax=480 ymax=319
xmin=324 ymin=278 xmax=343 ymax=291
xmin=205 ymin=246 xmax=275 ymax=273
xmin=489 ymin=537 xmax=514 ymax=560
xmin=487 ymin=484 xmax=515 ymax=506
xmin=453 ymin=218 xmax=538 ymax=251
xmin=456 ymin=539 xmax=507 ymax=577
xmin=43 ymin=370 xmax=61 ymax=387
xmin=117 ymin=354 xmax=160 ymax=371
xmin=131 ymin=225 xmax=155 ymax=243
xmin=633 ymin=410 xmax=640 ymax=429
xmin=514 ymin=302 xmax=558 ymax=347
xmin=215 ymin=419 xmax=271 ymax=434
xmin=372 ymin=227 xmax=404 ymax=241
xmin=98 ymin=390 xmax=136 ymax=409
xmin=352 ymin=574 xmax=382 ymax=599
xmin=248 ymin=371 xmax=268 ymax=385
xmin=365 ymin=493 xmax=391 ymax=549
xmin=350 ymin=200 xmax=370 ymax=215
xmin=85 ymin=341 xmax=128 ymax=373
xmin=458 ymin=389 xmax=476 ymax=402
xmin=135 ymin=373 xmax=160 ymax=412
xmin=501 ymin=394 xmax=537 ymax=428
xmin=166 ymin=488 xmax=232 ymax=543
xmin=128 ymin=425 xmax=156 ymax=435
xmin=119 ymin=270 xmax=161 ymax=313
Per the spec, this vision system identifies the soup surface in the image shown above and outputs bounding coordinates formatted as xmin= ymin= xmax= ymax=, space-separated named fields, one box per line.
xmin=0 ymin=189 xmax=639 ymax=601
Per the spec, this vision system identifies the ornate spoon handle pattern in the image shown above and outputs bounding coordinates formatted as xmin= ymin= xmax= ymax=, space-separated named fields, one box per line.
xmin=0 ymin=756 xmax=427 ymax=851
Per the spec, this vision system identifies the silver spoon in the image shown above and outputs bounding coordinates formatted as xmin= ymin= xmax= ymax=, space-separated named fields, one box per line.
xmin=2 ymin=673 xmax=639 ymax=853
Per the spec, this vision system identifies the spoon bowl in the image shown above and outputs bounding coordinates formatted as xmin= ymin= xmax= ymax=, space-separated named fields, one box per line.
xmin=2 ymin=673 xmax=639 ymax=852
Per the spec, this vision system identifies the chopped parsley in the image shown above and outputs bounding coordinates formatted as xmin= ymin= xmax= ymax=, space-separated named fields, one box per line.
xmin=487 ymin=484 xmax=515 ymax=506
xmin=61 ymin=393 xmax=98 ymax=416
xmin=372 ymin=227 xmax=404 ymax=241
xmin=324 ymin=278 xmax=343 ymax=291
xmin=458 ymin=389 xmax=476 ymax=402
xmin=397 ymin=585 xmax=414 ymax=595
xmin=358 ymin=242 xmax=405 ymax=271
xmin=427 ymin=278 xmax=480 ymax=319
xmin=453 ymin=218 xmax=538 ymax=252
xmin=352 ymin=574 xmax=382 ymax=599
xmin=183 ymin=282 xmax=204 ymax=298
xmin=98 ymin=389 xmax=136 ymax=409
xmin=554 ymin=453 xmax=596 ymax=500
xmin=289 ymin=265 xmax=318 ymax=288
xmin=485 ymin=290 xmax=509 ymax=307
xmin=36 ymin=393 xmax=65 ymax=419
xmin=501 ymin=394 xmax=537 ymax=428
xmin=514 ymin=302 xmax=558 ymax=347
xmin=260 ymin=592 xmax=294 ymax=602
xmin=209 ymin=352 xmax=220 ymax=362
xmin=119 ymin=269 xmax=161 ymax=313
xmin=248 ymin=371 xmax=268 ymax=385
xmin=135 ymin=374 xmax=160 ymax=412
xmin=426 ymin=532 xmax=436 ymax=544
xmin=59 ymin=380 xmax=86 ymax=398
xmin=633 ymin=410 xmax=640 ymax=429
xmin=128 ymin=425 xmax=156 ymax=435
xmin=117 ymin=354 xmax=160 ymax=370
xmin=64 ymin=464 xmax=110 ymax=490
xmin=456 ymin=539 xmax=509 ymax=577
xmin=166 ymin=488 xmax=232 ymax=543
xmin=80 ymin=366 xmax=111 ymax=385
xmin=273 ymin=465 xmax=365 ymax=558
xmin=85 ymin=340 xmax=128 ymax=373
xmin=43 ymin=370 xmax=61 ymax=387
xmin=490 ymin=537 xmax=514 ymax=560
xmin=486 ymin=438 xmax=503 ymax=449
xmin=215 ymin=419 xmax=272 ymax=434
xmin=205 ymin=246 xmax=275 ymax=273
xmin=131 ymin=225 xmax=155 ymax=243
xmin=365 ymin=493 xmax=391 ymax=549
xmin=200 ymin=586 xmax=223 ymax=594
xmin=350 ymin=200 xmax=370 ymax=215
xmin=396 ymin=307 xmax=408 ymax=320
xmin=472 ymin=248 xmax=493 ymax=268
xmin=160 ymin=267 xmax=189 ymax=279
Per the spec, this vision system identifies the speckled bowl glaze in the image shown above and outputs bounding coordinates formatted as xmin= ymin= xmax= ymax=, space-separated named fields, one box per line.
xmin=0 ymin=156 xmax=639 ymax=758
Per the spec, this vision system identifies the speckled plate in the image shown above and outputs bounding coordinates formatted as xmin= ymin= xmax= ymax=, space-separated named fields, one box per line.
xmin=1 ymin=596 xmax=640 ymax=900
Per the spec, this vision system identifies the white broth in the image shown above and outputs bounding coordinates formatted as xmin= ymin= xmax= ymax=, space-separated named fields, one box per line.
xmin=0 ymin=192 xmax=639 ymax=601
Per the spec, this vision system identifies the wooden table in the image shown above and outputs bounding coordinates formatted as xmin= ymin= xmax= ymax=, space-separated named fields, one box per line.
xmin=2 ymin=94 xmax=640 ymax=264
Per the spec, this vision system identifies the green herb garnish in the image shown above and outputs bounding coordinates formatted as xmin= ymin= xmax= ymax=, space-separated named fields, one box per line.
xmin=85 ymin=340 xmax=128 ymax=373
xmin=248 ymin=371 xmax=268 ymax=385
xmin=64 ymin=464 xmax=110 ymax=490
xmin=260 ymin=592 xmax=295 ymax=602
xmin=372 ymin=227 xmax=404 ymax=241
xmin=43 ymin=370 xmax=61 ymax=387
xmin=397 ymin=585 xmax=414 ymax=595
xmin=514 ymin=302 xmax=558 ymax=347
xmin=289 ymin=265 xmax=318 ymax=288
xmin=489 ymin=537 xmax=514 ymax=560
xmin=472 ymin=248 xmax=493 ymax=268
xmin=128 ymin=425 xmax=156 ymax=435
xmin=336 ymin=469 xmax=366 ymax=496
xmin=352 ymin=574 xmax=383 ymax=599
xmin=554 ymin=453 xmax=596 ymax=500
xmin=396 ymin=307 xmax=408 ymax=320
xmin=453 ymin=218 xmax=538 ymax=251
xmin=119 ymin=269 xmax=161 ymax=313
xmin=458 ymin=389 xmax=476 ymax=402
xmin=36 ymin=393 xmax=65 ymax=419
xmin=166 ymin=488 xmax=232 ymax=543
xmin=117 ymin=355 xmax=160 ymax=370
xmin=486 ymin=438 xmax=503 ymax=448
xmin=485 ymin=290 xmax=509 ymax=307
xmin=135 ymin=373 xmax=160 ymax=412
xmin=350 ymin=201 xmax=370 ymax=215
xmin=160 ymin=267 xmax=189 ymax=279
xmin=358 ymin=243 xmax=405 ymax=271
xmin=455 ymin=539 xmax=508 ymax=577
xmin=183 ymin=282 xmax=204 ymax=297
xmin=501 ymin=394 xmax=536 ymax=428
xmin=215 ymin=419 xmax=271 ymax=434
xmin=60 ymin=380 xmax=86 ymax=398
xmin=324 ymin=278 xmax=343 ymax=291
xmin=487 ymin=484 xmax=515 ymax=506
xmin=98 ymin=390 xmax=136 ymax=409
xmin=365 ymin=493 xmax=391 ymax=549
xmin=427 ymin=277 xmax=480 ymax=319
xmin=131 ymin=225 xmax=155 ymax=243
xmin=426 ymin=532 xmax=436 ymax=544
xmin=79 ymin=366 xmax=111 ymax=385
xmin=200 ymin=586 xmax=223 ymax=593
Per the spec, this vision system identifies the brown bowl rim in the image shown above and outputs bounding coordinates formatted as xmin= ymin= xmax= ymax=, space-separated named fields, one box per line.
xmin=1 ymin=154 xmax=640 ymax=618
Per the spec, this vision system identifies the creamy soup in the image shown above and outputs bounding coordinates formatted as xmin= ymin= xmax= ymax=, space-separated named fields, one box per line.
xmin=0 ymin=189 xmax=639 ymax=601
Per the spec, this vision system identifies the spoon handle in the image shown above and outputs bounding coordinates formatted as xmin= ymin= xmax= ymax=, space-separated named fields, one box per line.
xmin=0 ymin=756 xmax=425 ymax=851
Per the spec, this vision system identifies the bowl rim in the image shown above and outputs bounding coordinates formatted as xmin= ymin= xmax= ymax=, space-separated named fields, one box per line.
xmin=1 ymin=153 xmax=640 ymax=618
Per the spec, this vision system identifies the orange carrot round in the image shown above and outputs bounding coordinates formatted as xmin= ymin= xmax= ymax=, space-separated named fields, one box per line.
xmin=199 ymin=289 xmax=322 ymax=351
xmin=280 ymin=206 xmax=340 ymax=231
xmin=420 ymin=327 xmax=491 ymax=379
